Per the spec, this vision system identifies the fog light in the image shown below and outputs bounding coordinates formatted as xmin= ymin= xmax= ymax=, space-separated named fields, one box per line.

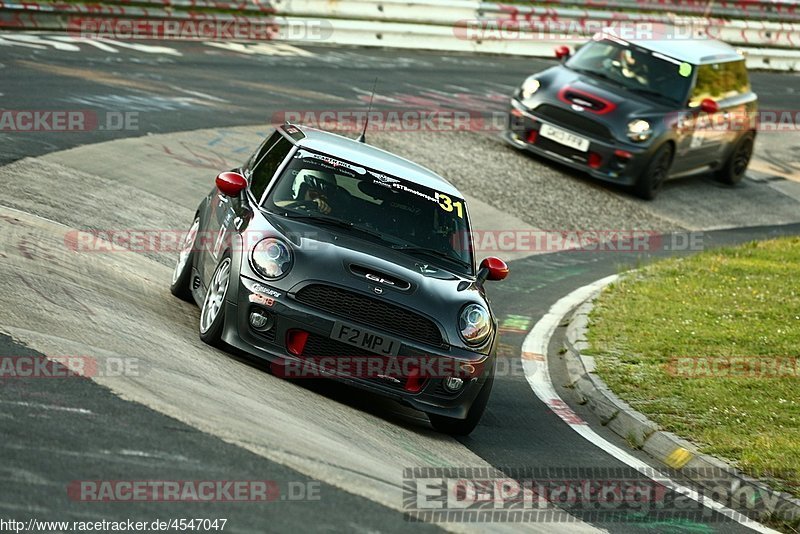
xmin=526 ymin=130 xmax=538 ymax=144
xmin=249 ymin=310 xmax=273 ymax=331
xmin=286 ymin=330 xmax=309 ymax=356
xmin=443 ymin=376 xmax=464 ymax=392
xmin=588 ymin=152 xmax=602 ymax=169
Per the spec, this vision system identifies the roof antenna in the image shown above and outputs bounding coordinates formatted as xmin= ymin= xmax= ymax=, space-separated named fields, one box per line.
xmin=356 ymin=77 xmax=378 ymax=144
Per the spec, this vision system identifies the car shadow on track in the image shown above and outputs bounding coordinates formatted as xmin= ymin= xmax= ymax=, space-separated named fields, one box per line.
xmin=216 ymin=343 xmax=443 ymax=436
xmin=508 ymin=142 xmax=800 ymax=231
xmin=513 ymin=144 xmax=742 ymax=201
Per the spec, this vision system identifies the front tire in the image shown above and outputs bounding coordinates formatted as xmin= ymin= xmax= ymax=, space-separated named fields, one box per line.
xmin=633 ymin=143 xmax=673 ymax=200
xmin=199 ymin=254 xmax=232 ymax=348
xmin=170 ymin=217 xmax=200 ymax=302
xmin=429 ymin=373 xmax=494 ymax=436
xmin=716 ymin=132 xmax=754 ymax=185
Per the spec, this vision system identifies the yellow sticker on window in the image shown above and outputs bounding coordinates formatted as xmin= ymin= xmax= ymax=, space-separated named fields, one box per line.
xmin=437 ymin=193 xmax=464 ymax=218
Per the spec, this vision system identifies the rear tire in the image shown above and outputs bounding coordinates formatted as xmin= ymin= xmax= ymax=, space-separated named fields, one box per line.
xmin=716 ymin=132 xmax=754 ymax=185
xmin=633 ymin=144 xmax=673 ymax=200
xmin=199 ymin=254 xmax=232 ymax=348
xmin=429 ymin=373 xmax=494 ymax=436
xmin=170 ymin=217 xmax=200 ymax=302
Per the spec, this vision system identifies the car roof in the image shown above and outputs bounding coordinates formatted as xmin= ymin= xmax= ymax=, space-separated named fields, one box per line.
xmin=280 ymin=124 xmax=462 ymax=197
xmin=599 ymin=29 xmax=744 ymax=65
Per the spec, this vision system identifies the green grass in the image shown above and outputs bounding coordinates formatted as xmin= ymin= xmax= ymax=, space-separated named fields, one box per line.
xmin=587 ymin=237 xmax=800 ymax=500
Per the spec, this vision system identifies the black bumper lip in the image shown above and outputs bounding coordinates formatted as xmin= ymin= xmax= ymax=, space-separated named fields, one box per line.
xmin=219 ymin=276 xmax=491 ymax=419
xmin=507 ymin=99 xmax=653 ymax=186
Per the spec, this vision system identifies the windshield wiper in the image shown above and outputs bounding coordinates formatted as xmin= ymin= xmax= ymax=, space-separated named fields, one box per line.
xmin=570 ymin=67 xmax=625 ymax=88
xmin=627 ymin=87 xmax=674 ymax=103
xmin=281 ymin=211 xmax=388 ymax=240
xmin=570 ymin=68 xmax=676 ymax=104
xmin=391 ymin=245 xmax=471 ymax=268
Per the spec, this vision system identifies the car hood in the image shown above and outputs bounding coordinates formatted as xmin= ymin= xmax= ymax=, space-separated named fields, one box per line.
xmin=240 ymin=210 xmax=492 ymax=350
xmin=525 ymin=65 xmax=674 ymax=137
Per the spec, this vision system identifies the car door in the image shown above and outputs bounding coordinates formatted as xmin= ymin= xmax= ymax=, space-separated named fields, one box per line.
xmin=713 ymin=60 xmax=756 ymax=156
xmin=675 ymin=61 xmax=749 ymax=171
xmin=200 ymin=179 xmax=240 ymax=286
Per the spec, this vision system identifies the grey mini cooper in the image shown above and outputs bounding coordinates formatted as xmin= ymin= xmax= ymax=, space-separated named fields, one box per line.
xmin=506 ymin=29 xmax=758 ymax=199
xmin=170 ymin=123 xmax=509 ymax=435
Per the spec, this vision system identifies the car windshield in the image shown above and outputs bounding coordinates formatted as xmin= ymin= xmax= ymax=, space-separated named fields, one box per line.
xmin=566 ymin=38 xmax=693 ymax=105
xmin=262 ymin=147 xmax=474 ymax=274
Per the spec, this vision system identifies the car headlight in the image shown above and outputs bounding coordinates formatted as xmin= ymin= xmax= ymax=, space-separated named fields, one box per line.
xmin=520 ymin=78 xmax=541 ymax=100
xmin=627 ymin=119 xmax=652 ymax=142
xmin=250 ymin=238 xmax=293 ymax=280
xmin=459 ymin=304 xmax=492 ymax=345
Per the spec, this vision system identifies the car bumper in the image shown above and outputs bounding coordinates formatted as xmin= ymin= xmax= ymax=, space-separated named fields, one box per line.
xmin=505 ymin=99 xmax=655 ymax=186
xmin=219 ymin=275 xmax=492 ymax=420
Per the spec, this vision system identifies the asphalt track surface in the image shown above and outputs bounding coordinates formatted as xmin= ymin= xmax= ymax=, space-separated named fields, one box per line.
xmin=1 ymin=35 xmax=800 ymax=533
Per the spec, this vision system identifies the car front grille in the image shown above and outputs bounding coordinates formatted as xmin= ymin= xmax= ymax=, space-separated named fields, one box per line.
xmin=294 ymin=284 xmax=444 ymax=347
xmin=302 ymin=332 xmax=370 ymax=359
xmin=535 ymin=137 xmax=590 ymax=161
xmin=300 ymin=333 xmax=410 ymax=391
xmin=533 ymin=104 xmax=613 ymax=140
xmin=259 ymin=324 xmax=277 ymax=343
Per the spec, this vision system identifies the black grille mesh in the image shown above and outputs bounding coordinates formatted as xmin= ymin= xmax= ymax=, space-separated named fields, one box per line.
xmin=294 ymin=284 xmax=444 ymax=347
xmin=301 ymin=334 xmax=407 ymax=391
xmin=302 ymin=333 xmax=373 ymax=359
xmin=533 ymin=104 xmax=613 ymax=140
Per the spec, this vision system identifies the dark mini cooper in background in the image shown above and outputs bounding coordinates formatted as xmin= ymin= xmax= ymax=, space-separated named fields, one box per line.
xmin=170 ymin=124 xmax=508 ymax=435
xmin=505 ymin=30 xmax=758 ymax=199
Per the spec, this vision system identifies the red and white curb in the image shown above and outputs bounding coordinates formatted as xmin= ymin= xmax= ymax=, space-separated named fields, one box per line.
xmin=520 ymin=274 xmax=779 ymax=534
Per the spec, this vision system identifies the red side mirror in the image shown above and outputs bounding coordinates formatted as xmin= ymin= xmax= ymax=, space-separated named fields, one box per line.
xmin=700 ymin=98 xmax=719 ymax=114
xmin=554 ymin=46 xmax=571 ymax=60
xmin=216 ymin=171 xmax=247 ymax=197
xmin=479 ymin=257 xmax=509 ymax=281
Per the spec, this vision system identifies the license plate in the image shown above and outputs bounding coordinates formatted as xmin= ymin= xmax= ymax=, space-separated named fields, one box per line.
xmin=539 ymin=123 xmax=590 ymax=152
xmin=331 ymin=322 xmax=400 ymax=357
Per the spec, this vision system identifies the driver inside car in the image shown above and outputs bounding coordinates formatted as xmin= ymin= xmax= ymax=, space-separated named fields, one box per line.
xmin=297 ymin=172 xmax=335 ymax=214
xmin=605 ymin=48 xmax=649 ymax=86
xmin=275 ymin=169 xmax=349 ymax=215
xmin=618 ymin=49 xmax=648 ymax=85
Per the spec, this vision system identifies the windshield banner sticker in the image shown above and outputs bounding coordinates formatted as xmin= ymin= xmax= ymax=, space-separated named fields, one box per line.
xmin=294 ymin=149 xmax=366 ymax=175
xmin=368 ymin=170 xmax=401 ymax=187
xmin=295 ymin=149 xmax=465 ymax=214
xmin=367 ymin=170 xmax=445 ymax=205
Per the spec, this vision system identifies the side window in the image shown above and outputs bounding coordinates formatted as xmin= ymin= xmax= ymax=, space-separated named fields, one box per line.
xmin=246 ymin=132 xmax=281 ymax=173
xmin=689 ymin=60 xmax=750 ymax=107
xmin=723 ymin=60 xmax=751 ymax=96
xmin=249 ymin=136 xmax=293 ymax=201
